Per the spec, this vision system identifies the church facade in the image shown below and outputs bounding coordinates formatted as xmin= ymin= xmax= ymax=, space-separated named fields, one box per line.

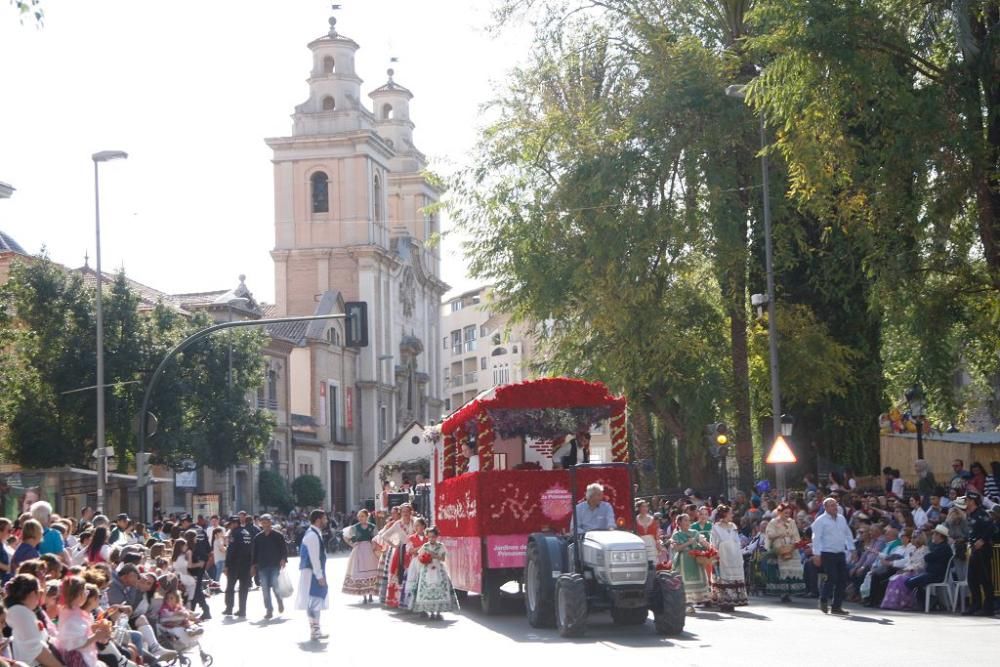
xmin=266 ymin=15 xmax=448 ymax=510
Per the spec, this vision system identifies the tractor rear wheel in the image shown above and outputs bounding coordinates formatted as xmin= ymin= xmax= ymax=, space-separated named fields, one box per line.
xmin=555 ymin=573 xmax=587 ymax=638
xmin=611 ymin=605 xmax=649 ymax=626
xmin=653 ymin=571 xmax=686 ymax=636
xmin=525 ymin=540 xmax=556 ymax=628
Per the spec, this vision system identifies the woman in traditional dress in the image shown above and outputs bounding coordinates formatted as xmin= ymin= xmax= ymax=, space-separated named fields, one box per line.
xmin=691 ymin=506 xmax=713 ymax=540
xmin=635 ymin=500 xmax=663 ymax=564
xmin=410 ymin=526 xmax=459 ymax=619
xmin=764 ymin=502 xmax=806 ymax=601
xmin=380 ymin=504 xmax=418 ymax=608
xmin=374 ymin=506 xmax=401 ymax=603
xmin=671 ymin=513 xmax=710 ymax=613
xmin=342 ymin=509 xmax=379 ymax=603
xmin=881 ymin=531 xmax=927 ymax=610
xmin=709 ymin=505 xmax=748 ymax=611
xmin=401 ymin=518 xmax=429 ymax=610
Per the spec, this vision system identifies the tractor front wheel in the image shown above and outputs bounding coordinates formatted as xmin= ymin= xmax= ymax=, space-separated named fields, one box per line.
xmin=653 ymin=571 xmax=686 ymax=636
xmin=555 ymin=573 xmax=587 ymax=638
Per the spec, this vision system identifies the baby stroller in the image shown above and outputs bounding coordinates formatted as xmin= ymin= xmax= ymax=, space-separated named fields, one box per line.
xmin=154 ymin=574 xmax=214 ymax=667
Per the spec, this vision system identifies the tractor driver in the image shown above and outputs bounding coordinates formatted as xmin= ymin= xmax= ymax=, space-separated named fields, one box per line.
xmin=575 ymin=483 xmax=616 ymax=534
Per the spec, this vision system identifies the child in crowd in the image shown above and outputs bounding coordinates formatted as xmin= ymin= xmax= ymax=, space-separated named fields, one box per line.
xmin=157 ymin=590 xmax=204 ymax=650
xmin=55 ymin=577 xmax=110 ymax=667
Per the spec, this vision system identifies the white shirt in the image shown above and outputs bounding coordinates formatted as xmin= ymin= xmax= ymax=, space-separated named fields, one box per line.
xmin=7 ymin=603 xmax=47 ymax=665
xmin=891 ymin=478 xmax=905 ymax=497
xmin=912 ymin=507 xmax=928 ymax=529
xmin=466 ymin=454 xmax=480 ymax=472
xmin=810 ymin=510 xmax=854 ymax=555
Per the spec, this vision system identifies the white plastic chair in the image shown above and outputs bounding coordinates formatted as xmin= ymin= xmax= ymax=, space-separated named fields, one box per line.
xmin=951 ymin=556 xmax=970 ymax=612
xmin=925 ymin=556 xmax=954 ymax=613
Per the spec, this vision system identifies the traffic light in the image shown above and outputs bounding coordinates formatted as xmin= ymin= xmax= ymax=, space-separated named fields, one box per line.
xmin=137 ymin=452 xmax=153 ymax=487
xmin=344 ymin=301 xmax=369 ymax=348
xmin=706 ymin=422 xmax=729 ymax=458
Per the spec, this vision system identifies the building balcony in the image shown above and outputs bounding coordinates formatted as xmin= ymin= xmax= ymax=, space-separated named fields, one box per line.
xmin=452 ymin=376 xmax=464 ymax=388
xmin=451 ymin=345 xmax=463 ymax=356
xmin=464 ymin=372 xmax=478 ymax=385
xmin=464 ymin=340 xmax=477 ymax=352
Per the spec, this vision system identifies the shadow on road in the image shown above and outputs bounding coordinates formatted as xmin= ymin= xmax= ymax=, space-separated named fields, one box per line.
xmin=296 ymin=640 xmax=328 ymax=653
xmin=728 ymin=610 xmax=771 ymax=621
xmin=841 ymin=614 xmax=894 ymax=625
xmin=455 ymin=596 xmax=700 ymax=648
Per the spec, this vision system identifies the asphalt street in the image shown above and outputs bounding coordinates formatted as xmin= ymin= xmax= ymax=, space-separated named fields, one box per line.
xmin=194 ymin=553 xmax=995 ymax=667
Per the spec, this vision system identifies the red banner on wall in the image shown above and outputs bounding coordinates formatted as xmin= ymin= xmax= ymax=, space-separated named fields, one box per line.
xmin=435 ymin=468 xmax=633 ymax=538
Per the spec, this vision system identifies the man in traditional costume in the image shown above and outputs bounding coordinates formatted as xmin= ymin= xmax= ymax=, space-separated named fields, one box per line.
xmin=296 ymin=509 xmax=330 ymax=640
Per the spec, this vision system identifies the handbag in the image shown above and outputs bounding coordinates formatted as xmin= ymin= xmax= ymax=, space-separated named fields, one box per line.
xmin=859 ymin=571 xmax=872 ymax=599
xmin=276 ymin=568 xmax=294 ymax=599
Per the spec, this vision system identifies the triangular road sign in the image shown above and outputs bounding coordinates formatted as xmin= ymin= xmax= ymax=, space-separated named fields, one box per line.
xmin=766 ymin=435 xmax=797 ymax=464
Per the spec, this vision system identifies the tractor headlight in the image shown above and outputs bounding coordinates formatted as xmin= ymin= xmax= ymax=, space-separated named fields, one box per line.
xmin=630 ymin=551 xmax=644 ymax=561
xmin=611 ymin=552 xmax=628 ymax=563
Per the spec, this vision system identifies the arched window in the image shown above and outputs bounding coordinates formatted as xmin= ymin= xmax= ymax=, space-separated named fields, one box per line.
xmin=491 ymin=347 xmax=508 ymax=357
xmin=322 ymin=96 xmax=336 ymax=111
xmin=381 ymin=103 xmax=394 ymax=120
xmin=323 ymin=56 xmax=335 ymax=74
xmin=311 ymin=171 xmax=329 ymax=214
xmin=373 ymin=174 xmax=383 ymax=223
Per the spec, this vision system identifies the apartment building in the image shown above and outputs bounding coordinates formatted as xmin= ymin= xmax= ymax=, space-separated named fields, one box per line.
xmin=440 ymin=286 xmax=534 ymax=414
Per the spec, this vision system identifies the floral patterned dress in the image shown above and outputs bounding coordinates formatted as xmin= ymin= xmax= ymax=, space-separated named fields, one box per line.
xmin=764 ymin=517 xmax=806 ymax=595
xmin=410 ymin=541 xmax=460 ymax=614
xmin=710 ymin=522 xmax=748 ymax=607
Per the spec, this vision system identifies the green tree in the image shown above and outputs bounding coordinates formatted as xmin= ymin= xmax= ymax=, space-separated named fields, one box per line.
xmin=0 ymin=256 xmax=272 ymax=472
xmin=259 ymin=469 xmax=294 ymax=513
xmin=292 ymin=474 xmax=325 ymax=508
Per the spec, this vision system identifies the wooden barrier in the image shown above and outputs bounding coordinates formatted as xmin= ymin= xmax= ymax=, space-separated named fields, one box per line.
xmin=879 ymin=434 xmax=1000 ymax=486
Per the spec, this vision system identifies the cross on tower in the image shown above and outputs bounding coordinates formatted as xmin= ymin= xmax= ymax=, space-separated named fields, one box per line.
xmin=328 ymin=3 xmax=342 ymax=37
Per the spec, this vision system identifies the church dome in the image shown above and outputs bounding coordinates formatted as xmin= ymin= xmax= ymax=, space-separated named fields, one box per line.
xmin=0 ymin=230 xmax=26 ymax=254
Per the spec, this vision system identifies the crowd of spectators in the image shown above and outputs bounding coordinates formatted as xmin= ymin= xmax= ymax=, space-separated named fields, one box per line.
xmin=643 ymin=458 xmax=999 ymax=616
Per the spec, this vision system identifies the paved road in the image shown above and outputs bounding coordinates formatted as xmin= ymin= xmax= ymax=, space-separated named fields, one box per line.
xmin=195 ymin=554 xmax=994 ymax=667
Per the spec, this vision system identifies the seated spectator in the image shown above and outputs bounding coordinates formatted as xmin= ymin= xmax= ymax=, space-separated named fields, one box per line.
xmin=881 ymin=530 xmax=927 ymax=610
xmin=55 ymin=576 xmax=110 ymax=667
xmin=10 ymin=520 xmax=42 ymax=573
xmin=904 ymin=524 xmax=952 ymax=604
xmin=4 ymin=573 xmax=61 ymax=667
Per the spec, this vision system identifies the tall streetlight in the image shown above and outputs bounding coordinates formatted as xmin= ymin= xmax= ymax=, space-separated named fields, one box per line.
xmin=725 ymin=83 xmax=785 ymax=490
xmin=92 ymin=150 xmax=128 ymax=514
xmin=905 ymin=384 xmax=926 ymax=459
xmin=212 ymin=293 xmax=250 ymax=515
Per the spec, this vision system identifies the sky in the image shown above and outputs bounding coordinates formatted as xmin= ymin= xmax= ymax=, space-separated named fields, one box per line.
xmin=0 ymin=0 xmax=531 ymax=302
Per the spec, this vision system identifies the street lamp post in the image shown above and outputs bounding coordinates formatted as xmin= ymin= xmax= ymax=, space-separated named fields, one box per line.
xmin=219 ymin=295 xmax=250 ymax=515
xmin=905 ymin=384 xmax=926 ymax=460
xmin=726 ymin=83 xmax=784 ymax=490
xmin=92 ymin=150 xmax=128 ymax=514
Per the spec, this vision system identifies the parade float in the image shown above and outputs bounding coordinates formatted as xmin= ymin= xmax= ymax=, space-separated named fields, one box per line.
xmin=431 ymin=377 xmax=685 ymax=635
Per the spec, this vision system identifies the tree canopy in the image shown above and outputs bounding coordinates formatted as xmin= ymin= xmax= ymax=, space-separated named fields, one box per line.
xmin=0 ymin=256 xmax=273 ymax=472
